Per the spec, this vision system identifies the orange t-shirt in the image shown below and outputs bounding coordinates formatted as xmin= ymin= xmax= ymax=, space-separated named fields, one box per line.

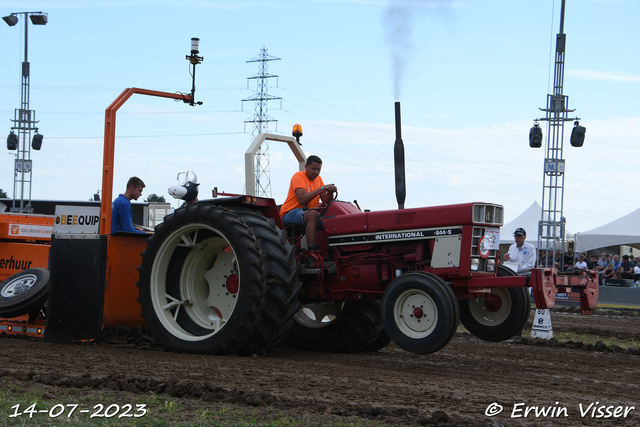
xmin=280 ymin=171 xmax=325 ymax=217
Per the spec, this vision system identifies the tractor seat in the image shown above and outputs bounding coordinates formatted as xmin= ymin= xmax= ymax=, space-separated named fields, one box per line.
xmin=277 ymin=204 xmax=307 ymax=241
xmin=285 ymin=223 xmax=306 ymax=241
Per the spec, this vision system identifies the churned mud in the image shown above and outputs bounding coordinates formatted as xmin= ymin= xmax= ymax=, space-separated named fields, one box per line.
xmin=1 ymin=308 xmax=639 ymax=426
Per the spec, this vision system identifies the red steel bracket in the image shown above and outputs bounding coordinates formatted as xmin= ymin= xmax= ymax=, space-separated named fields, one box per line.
xmin=530 ymin=268 xmax=598 ymax=315
xmin=530 ymin=268 xmax=557 ymax=309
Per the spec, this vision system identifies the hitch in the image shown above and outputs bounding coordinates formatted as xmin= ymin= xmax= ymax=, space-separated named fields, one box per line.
xmin=530 ymin=268 xmax=598 ymax=315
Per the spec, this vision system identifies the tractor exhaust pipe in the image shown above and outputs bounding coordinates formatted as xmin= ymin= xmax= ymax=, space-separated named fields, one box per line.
xmin=394 ymin=102 xmax=406 ymax=209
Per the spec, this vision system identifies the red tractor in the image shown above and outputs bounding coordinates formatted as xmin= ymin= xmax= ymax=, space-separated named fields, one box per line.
xmin=133 ymin=195 xmax=517 ymax=355
xmin=41 ymin=90 xmax=597 ymax=356
xmin=129 ymin=184 xmax=596 ymax=356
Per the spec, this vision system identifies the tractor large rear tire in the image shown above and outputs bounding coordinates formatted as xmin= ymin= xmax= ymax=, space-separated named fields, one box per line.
xmin=137 ymin=203 xmax=290 ymax=355
xmin=0 ymin=268 xmax=50 ymax=318
xmin=458 ymin=265 xmax=532 ymax=342
xmin=287 ymin=298 xmax=387 ymax=353
xmin=232 ymin=208 xmax=302 ymax=350
xmin=366 ymin=330 xmax=391 ymax=352
xmin=364 ymin=301 xmax=391 ymax=351
xmin=382 ymin=272 xmax=459 ymax=355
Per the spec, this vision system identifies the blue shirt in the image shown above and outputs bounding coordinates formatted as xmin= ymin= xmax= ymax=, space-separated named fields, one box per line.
xmin=111 ymin=194 xmax=145 ymax=234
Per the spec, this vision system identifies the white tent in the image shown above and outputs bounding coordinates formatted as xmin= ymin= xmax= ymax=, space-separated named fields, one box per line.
xmin=501 ymin=201 xmax=574 ymax=250
xmin=502 ymin=201 xmax=542 ymax=249
xmin=574 ymin=207 xmax=640 ymax=252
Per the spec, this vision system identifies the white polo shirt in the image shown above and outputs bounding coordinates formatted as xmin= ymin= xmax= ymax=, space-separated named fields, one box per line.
xmin=506 ymin=242 xmax=537 ymax=274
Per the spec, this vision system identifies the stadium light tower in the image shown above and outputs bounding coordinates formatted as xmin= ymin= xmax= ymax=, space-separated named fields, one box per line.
xmin=529 ymin=0 xmax=585 ymax=267
xmin=3 ymin=11 xmax=48 ymax=213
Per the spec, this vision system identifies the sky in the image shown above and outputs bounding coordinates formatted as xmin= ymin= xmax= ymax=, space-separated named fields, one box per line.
xmin=0 ymin=0 xmax=639 ymax=236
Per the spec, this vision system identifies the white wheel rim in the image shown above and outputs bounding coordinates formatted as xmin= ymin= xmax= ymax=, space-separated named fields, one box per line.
xmin=1 ymin=273 xmax=38 ymax=298
xmin=293 ymin=302 xmax=344 ymax=329
xmin=150 ymin=224 xmax=240 ymax=342
xmin=467 ymin=288 xmax=511 ymax=326
xmin=393 ymin=289 xmax=438 ymax=339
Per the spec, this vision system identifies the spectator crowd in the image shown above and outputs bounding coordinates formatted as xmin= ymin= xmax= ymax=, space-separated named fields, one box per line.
xmin=502 ymin=228 xmax=638 ymax=286
xmin=537 ymin=249 xmax=640 ymax=286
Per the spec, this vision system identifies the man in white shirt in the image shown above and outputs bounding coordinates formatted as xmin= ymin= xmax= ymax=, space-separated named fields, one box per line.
xmin=503 ymin=228 xmax=537 ymax=275
xmin=575 ymin=254 xmax=588 ymax=270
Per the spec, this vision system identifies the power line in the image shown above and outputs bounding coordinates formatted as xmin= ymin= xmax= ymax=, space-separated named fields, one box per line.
xmin=44 ymin=131 xmax=246 ymax=139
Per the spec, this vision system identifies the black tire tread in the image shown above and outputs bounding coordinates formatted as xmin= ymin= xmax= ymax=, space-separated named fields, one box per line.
xmin=233 ymin=208 xmax=302 ymax=351
xmin=382 ymin=271 xmax=459 ymax=355
xmin=287 ymin=298 xmax=387 ymax=353
xmin=458 ymin=265 xmax=531 ymax=342
xmin=137 ymin=204 xmax=269 ymax=355
xmin=0 ymin=268 xmax=50 ymax=318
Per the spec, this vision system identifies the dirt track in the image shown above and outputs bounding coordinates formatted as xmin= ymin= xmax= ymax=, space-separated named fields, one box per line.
xmin=2 ymin=308 xmax=640 ymax=426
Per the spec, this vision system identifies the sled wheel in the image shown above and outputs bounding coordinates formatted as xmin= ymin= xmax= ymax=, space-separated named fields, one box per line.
xmin=0 ymin=268 xmax=50 ymax=318
xmin=137 ymin=204 xmax=270 ymax=355
xmin=382 ymin=272 xmax=459 ymax=355
xmin=287 ymin=298 xmax=387 ymax=352
xmin=232 ymin=208 xmax=302 ymax=350
xmin=458 ymin=265 xmax=532 ymax=342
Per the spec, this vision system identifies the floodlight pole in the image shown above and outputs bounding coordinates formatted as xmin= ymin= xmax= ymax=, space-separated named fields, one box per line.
xmin=4 ymin=11 xmax=47 ymax=213
xmin=531 ymin=0 xmax=582 ymax=267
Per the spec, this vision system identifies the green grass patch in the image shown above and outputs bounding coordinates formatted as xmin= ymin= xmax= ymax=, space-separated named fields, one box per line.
xmin=524 ymin=328 xmax=639 ymax=350
xmin=457 ymin=324 xmax=640 ymax=350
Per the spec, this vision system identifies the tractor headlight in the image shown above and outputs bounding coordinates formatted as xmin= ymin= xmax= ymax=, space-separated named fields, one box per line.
xmin=487 ymin=259 xmax=495 ymax=272
xmin=470 ymin=258 xmax=479 ymax=271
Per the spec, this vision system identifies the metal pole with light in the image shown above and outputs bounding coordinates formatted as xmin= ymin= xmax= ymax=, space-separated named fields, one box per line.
xmin=186 ymin=38 xmax=204 ymax=107
xmin=3 ymin=11 xmax=47 ymax=213
xmin=98 ymin=40 xmax=201 ymax=234
xmin=529 ymin=0 xmax=585 ymax=268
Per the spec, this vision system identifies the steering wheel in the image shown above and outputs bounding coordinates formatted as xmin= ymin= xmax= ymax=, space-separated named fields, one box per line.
xmin=320 ymin=190 xmax=338 ymax=218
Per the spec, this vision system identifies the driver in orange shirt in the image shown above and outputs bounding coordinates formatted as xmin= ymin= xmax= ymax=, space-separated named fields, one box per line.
xmin=280 ymin=155 xmax=337 ymax=249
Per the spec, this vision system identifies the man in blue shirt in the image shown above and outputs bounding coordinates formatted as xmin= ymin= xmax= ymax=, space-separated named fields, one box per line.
xmin=111 ymin=176 xmax=147 ymax=234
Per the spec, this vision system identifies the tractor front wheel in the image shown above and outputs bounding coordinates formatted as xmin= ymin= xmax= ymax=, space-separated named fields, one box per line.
xmin=382 ymin=272 xmax=459 ymax=355
xmin=458 ymin=265 xmax=532 ymax=342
